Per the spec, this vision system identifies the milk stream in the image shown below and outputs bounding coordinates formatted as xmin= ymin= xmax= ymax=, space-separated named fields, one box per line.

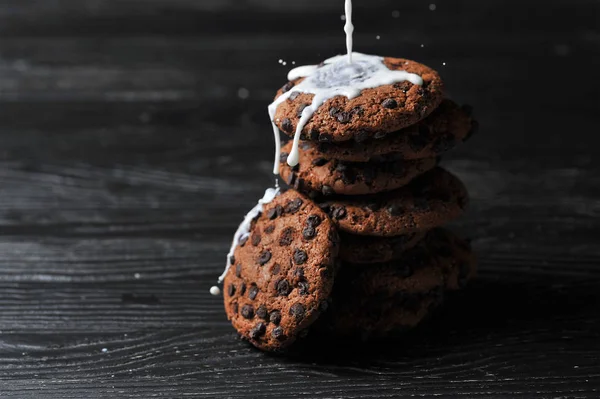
xmin=344 ymin=0 xmax=354 ymax=63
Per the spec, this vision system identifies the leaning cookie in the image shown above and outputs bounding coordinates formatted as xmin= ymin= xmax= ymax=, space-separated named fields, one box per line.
xmin=279 ymin=141 xmax=437 ymax=196
xmin=317 ymin=167 xmax=468 ymax=237
xmin=273 ymin=57 xmax=444 ymax=142
xmin=312 ymin=99 xmax=477 ymax=162
xmin=223 ymin=189 xmax=339 ymax=351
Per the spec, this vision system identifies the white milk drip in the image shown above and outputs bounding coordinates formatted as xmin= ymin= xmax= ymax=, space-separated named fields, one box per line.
xmin=344 ymin=0 xmax=354 ymax=63
xmin=269 ymin=52 xmax=424 ymax=171
xmin=210 ymin=187 xmax=280 ymax=295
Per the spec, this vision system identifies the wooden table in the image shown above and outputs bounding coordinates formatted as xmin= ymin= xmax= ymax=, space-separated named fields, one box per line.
xmin=1 ymin=0 xmax=599 ymax=397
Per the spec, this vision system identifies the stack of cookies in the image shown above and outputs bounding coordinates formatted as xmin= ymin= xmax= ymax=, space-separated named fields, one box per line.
xmin=222 ymin=57 xmax=478 ymax=351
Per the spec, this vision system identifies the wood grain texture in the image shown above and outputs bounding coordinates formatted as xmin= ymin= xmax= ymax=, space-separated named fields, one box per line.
xmin=0 ymin=0 xmax=599 ymax=397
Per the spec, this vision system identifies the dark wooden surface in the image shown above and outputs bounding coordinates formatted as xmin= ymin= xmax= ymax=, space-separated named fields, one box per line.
xmin=1 ymin=0 xmax=599 ymax=397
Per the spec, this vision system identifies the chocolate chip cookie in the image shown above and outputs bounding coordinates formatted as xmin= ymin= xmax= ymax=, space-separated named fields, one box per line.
xmin=313 ymin=99 xmax=477 ymax=162
xmin=318 ymin=167 xmax=468 ymax=237
xmin=273 ymin=57 xmax=444 ymax=142
xmin=224 ymin=189 xmax=339 ymax=351
xmin=279 ymin=141 xmax=437 ymax=196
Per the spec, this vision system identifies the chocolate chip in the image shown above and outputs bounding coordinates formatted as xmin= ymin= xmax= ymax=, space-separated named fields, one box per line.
xmin=294 ymin=177 xmax=303 ymax=191
xmin=312 ymin=157 xmax=328 ymax=167
xmin=394 ymin=81 xmax=412 ymax=93
xmin=297 ymin=103 xmax=309 ymax=117
xmin=298 ymin=281 xmax=310 ymax=295
xmin=337 ymin=111 xmax=351 ymax=123
xmin=388 ymin=204 xmax=404 ymax=216
xmin=302 ymin=225 xmax=316 ymax=239
xmin=239 ymin=235 xmax=249 ymax=247
xmin=354 ymin=130 xmax=370 ymax=143
xmin=256 ymin=305 xmax=268 ymax=319
xmin=329 ymin=107 xmax=340 ymax=117
xmin=293 ymin=267 xmax=305 ymax=278
xmin=248 ymin=284 xmax=259 ymax=300
xmin=229 ymin=255 xmax=235 ymax=265
xmin=271 ymin=326 xmax=285 ymax=340
xmin=281 ymin=118 xmax=293 ymax=133
xmin=374 ymin=131 xmax=387 ymax=139
xmin=249 ymin=322 xmax=266 ymax=339
xmin=280 ymin=152 xmax=289 ymax=164
xmin=269 ymin=310 xmax=282 ymax=325
xmin=271 ymin=263 xmax=281 ymax=275
xmin=267 ymin=205 xmax=283 ymax=220
xmin=232 ymin=302 xmax=238 ymax=314
xmin=289 ymin=91 xmax=301 ymax=100
xmin=241 ymin=304 xmax=254 ymax=319
xmin=299 ymin=141 xmax=311 ymax=151
xmin=335 ymin=163 xmax=347 ymax=172
xmin=227 ymin=284 xmax=236 ymax=297
xmin=251 ymin=232 xmax=261 ymax=246
xmin=321 ymin=185 xmax=334 ymax=196
xmin=285 ymin=172 xmax=296 ymax=186
xmin=279 ymin=226 xmax=294 ymax=246
xmin=308 ymin=129 xmax=319 ymax=140
xmin=276 ymin=279 xmax=291 ymax=296
xmin=265 ymin=224 xmax=275 ymax=234
xmin=307 ymin=214 xmax=322 ymax=227
xmin=282 ymin=82 xmax=294 ymax=93
xmin=289 ymin=303 xmax=305 ymax=320
xmin=239 ymin=282 xmax=246 ymax=295
xmin=341 ymin=169 xmax=356 ymax=184
xmin=257 ymin=250 xmax=271 ymax=266
xmin=293 ymin=248 xmax=308 ymax=265
xmin=332 ymin=206 xmax=347 ymax=220
xmin=318 ymin=203 xmax=331 ymax=213
xmin=285 ymin=198 xmax=303 ymax=213
xmin=235 ymin=263 xmax=242 ymax=277
xmin=320 ymin=265 xmax=333 ymax=280
xmin=351 ymin=106 xmax=364 ymax=116
xmin=318 ymin=133 xmax=333 ymax=142
xmin=382 ymin=98 xmax=398 ymax=109
xmin=362 ymin=167 xmax=375 ymax=185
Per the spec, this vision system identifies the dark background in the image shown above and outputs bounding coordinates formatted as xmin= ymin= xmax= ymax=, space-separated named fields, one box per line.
xmin=1 ymin=0 xmax=599 ymax=397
